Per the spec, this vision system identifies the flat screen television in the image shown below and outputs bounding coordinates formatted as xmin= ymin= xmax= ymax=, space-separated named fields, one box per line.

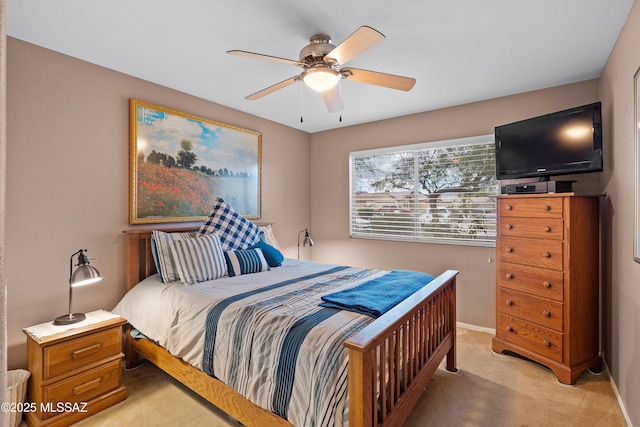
xmin=495 ymin=102 xmax=603 ymax=180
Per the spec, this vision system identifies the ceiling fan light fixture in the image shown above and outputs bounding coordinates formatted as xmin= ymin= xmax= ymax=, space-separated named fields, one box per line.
xmin=302 ymin=68 xmax=339 ymax=92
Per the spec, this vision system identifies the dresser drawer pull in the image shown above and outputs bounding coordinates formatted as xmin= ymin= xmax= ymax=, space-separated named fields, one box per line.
xmin=505 ymin=273 xmax=513 ymax=280
xmin=72 ymin=343 xmax=101 ymax=360
xmin=544 ymin=226 xmax=552 ymax=232
xmin=72 ymin=378 xmax=101 ymax=396
xmin=506 ymin=299 xmax=513 ymax=306
xmin=543 ymin=339 xmax=552 ymax=347
xmin=543 ymin=310 xmax=551 ymax=318
xmin=542 ymin=252 xmax=551 ymax=258
xmin=543 ymin=281 xmax=552 ymax=288
xmin=506 ymin=247 xmax=513 ymax=253
xmin=506 ymin=326 xmax=514 ymax=332
xmin=506 ymin=224 xmax=513 ymax=230
xmin=506 ymin=204 xmax=513 ymax=211
xmin=544 ymin=205 xmax=551 ymax=211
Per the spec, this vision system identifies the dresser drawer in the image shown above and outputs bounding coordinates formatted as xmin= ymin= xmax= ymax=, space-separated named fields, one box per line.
xmin=499 ymin=197 xmax=563 ymax=219
xmin=498 ymin=236 xmax=563 ymax=270
xmin=498 ymin=287 xmax=563 ymax=331
xmin=499 ymin=217 xmax=563 ymax=240
xmin=42 ymin=358 xmax=122 ymax=419
xmin=497 ymin=313 xmax=563 ymax=363
xmin=44 ymin=328 xmax=121 ymax=379
xmin=498 ymin=262 xmax=564 ymax=301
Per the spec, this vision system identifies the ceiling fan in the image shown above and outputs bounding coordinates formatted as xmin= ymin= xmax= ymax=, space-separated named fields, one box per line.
xmin=227 ymin=26 xmax=416 ymax=113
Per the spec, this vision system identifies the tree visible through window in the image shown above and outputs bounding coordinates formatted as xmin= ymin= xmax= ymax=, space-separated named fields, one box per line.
xmin=350 ymin=135 xmax=498 ymax=246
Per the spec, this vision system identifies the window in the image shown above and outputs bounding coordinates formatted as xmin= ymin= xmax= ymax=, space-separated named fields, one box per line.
xmin=349 ymin=135 xmax=498 ymax=247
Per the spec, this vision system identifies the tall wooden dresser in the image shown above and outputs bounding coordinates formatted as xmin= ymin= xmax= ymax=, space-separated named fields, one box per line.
xmin=491 ymin=193 xmax=601 ymax=384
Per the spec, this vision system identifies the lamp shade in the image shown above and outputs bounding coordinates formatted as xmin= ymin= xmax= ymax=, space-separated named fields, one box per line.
xmin=71 ymin=264 xmax=101 ymax=287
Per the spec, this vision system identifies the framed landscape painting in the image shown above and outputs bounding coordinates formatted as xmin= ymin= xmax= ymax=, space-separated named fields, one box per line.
xmin=129 ymin=99 xmax=262 ymax=224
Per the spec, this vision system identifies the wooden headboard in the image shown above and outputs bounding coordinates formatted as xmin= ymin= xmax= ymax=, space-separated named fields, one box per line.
xmin=123 ymin=226 xmax=199 ymax=291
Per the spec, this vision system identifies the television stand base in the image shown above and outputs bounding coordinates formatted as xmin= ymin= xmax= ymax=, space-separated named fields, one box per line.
xmin=501 ymin=180 xmax=575 ymax=195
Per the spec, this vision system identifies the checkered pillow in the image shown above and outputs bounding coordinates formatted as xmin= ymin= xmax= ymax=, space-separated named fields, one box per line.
xmin=198 ymin=196 xmax=260 ymax=251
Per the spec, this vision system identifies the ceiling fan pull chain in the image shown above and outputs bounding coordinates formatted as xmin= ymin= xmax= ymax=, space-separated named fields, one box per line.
xmin=300 ymin=82 xmax=304 ymax=123
xmin=339 ymin=115 xmax=342 ymax=122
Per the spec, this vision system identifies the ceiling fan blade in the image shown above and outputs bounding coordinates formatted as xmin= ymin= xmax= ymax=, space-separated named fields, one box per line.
xmin=341 ymin=68 xmax=416 ymax=91
xmin=245 ymin=76 xmax=300 ymax=100
xmin=321 ymin=86 xmax=344 ymax=113
xmin=227 ymin=50 xmax=305 ymax=67
xmin=324 ymin=26 xmax=385 ymax=66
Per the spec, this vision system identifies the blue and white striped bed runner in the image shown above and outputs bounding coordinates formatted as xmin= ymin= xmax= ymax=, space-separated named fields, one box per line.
xmin=201 ymin=266 xmax=379 ymax=427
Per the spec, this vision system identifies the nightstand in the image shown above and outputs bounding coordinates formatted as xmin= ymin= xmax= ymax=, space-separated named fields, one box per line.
xmin=23 ymin=311 xmax=127 ymax=427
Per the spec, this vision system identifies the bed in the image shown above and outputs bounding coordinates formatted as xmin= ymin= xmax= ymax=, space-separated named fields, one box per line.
xmin=118 ymin=226 xmax=458 ymax=427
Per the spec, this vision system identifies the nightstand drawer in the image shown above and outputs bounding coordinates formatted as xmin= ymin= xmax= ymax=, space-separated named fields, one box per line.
xmin=499 ymin=197 xmax=563 ymax=219
xmin=498 ymin=287 xmax=563 ymax=331
xmin=499 ymin=217 xmax=563 ymax=240
xmin=499 ymin=236 xmax=563 ymax=270
xmin=498 ymin=262 xmax=564 ymax=301
xmin=42 ymin=358 xmax=122 ymax=419
xmin=44 ymin=328 xmax=121 ymax=379
xmin=497 ymin=313 xmax=563 ymax=363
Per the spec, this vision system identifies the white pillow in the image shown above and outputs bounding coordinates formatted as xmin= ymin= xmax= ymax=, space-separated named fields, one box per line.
xmin=258 ymin=224 xmax=281 ymax=251
xmin=168 ymin=233 xmax=227 ymax=284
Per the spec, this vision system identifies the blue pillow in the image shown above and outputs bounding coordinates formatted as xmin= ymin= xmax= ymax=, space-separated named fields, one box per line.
xmin=224 ymin=249 xmax=270 ymax=277
xmin=249 ymin=241 xmax=284 ymax=267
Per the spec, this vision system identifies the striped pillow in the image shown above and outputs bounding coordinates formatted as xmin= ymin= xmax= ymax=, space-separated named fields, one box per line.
xmin=224 ymin=248 xmax=270 ymax=277
xmin=151 ymin=230 xmax=198 ymax=283
xmin=168 ymin=233 xmax=227 ymax=284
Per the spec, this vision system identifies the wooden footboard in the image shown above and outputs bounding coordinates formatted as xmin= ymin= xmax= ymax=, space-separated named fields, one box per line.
xmin=345 ymin=270 xmax=457 ymax=427
xmin=122 ymin=228 xmax=457 ymax=427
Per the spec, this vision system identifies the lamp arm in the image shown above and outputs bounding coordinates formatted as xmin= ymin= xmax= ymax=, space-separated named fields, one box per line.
xmin=67 ymin=249 xmax=86 ymax=317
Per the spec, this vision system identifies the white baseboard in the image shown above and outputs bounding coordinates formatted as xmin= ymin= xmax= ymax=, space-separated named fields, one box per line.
xmin=603 ymin=359 xmax=633 ymax=427
xmin=456 ymin=321 xmax=495 ymax=335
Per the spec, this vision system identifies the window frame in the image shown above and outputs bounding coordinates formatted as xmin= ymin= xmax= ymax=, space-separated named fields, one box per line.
xmin=349 ymin=134 xmax=498 ymax=247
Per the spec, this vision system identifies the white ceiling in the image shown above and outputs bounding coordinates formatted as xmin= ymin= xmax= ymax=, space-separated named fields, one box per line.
xmin=6 ymin=0 xmax=634 ymax=133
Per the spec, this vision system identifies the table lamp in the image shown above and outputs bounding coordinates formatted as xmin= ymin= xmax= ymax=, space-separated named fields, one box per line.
xmin=53 ymin=249 xmax=102 ymax=325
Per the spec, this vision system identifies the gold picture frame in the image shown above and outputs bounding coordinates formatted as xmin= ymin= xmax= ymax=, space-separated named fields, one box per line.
xmin=129 ymin=99 xmax=262 ymax=224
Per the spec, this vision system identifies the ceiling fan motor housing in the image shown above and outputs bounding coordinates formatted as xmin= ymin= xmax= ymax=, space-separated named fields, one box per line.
xmin=299 ymin=34 xmax=337 ymax=66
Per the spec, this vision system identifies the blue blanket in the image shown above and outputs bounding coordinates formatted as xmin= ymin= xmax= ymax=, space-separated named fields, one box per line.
xmin=319 ymin=270 xmax=434 ymax=318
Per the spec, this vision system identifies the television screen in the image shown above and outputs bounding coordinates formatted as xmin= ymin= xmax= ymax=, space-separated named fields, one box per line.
xmin=495 ymin=102 xmax=603 ymax=180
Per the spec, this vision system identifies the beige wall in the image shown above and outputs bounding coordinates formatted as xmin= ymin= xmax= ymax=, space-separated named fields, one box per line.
xmin=599 ymin=0 xmax=640 ymax=424
xmin=309 ymin=81 xmax=600 ymax=328
xmin=5 ymin=38 xmax=311 ymax=368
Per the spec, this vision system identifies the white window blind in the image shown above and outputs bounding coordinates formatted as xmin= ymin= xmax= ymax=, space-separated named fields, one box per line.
xmin=349 ymin=135 xmax=498 ymax=247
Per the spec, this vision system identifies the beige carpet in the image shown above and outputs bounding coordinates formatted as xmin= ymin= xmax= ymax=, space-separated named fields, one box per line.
xmin=63 ymin=327 xmax=625 ymax=427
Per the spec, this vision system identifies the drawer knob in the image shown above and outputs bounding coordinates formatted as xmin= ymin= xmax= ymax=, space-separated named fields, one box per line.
xmin=544 ymin=226 xmax=552 ymax=232
xmin=506 ymin=224 xmax=513 ymax=230
xmin=505 ymin=273 xmax=513 ymax=280
xmin=506 ymin=204 xmax=513 ymax=211
xmin=543 ymin=281 xmax=552 ymax=288
xmin=506 ymin=299 xmax=513 ymax=306
xmin=544 ymin=205 xmax=551 ymax=211
xmin=543 ymin=339 xmax=552 ymax=347
xmin=542 ymin=252 xmax=551 ymax=258
xmin=506 ymin=247 xmax=513 ymax=253
xmin=506 ymin=326 xmax=514 ymax=333
xmin=543 ymin=310 xmax=551 ymax=318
